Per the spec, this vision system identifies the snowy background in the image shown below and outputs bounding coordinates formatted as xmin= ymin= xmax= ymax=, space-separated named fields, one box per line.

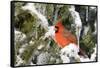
xmin=0 ymin=0 xmax=100 ymax=68
xmin=12 ymin=1 xmax=97 ymax=66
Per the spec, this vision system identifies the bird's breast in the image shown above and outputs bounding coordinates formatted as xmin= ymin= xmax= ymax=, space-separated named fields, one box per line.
xmin=55 ymin=27 xmax=77 ymax=48
xmin=54 ymin=21 xmax=77 ymax=48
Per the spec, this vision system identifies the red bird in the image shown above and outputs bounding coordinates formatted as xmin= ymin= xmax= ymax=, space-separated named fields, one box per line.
xmin=54 ymin=20 xmax=78 ymax=48
xmin=44 ymin=20 xmax=81 ymax=63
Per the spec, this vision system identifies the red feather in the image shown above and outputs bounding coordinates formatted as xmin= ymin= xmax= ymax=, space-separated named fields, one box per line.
xmin=55 ymin=21 xmax=77 ymax=48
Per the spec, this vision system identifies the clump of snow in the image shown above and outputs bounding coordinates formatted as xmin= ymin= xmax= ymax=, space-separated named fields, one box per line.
xmin=93 ymin=20 xmax=97 ymax=35
xmin=15 ymin=30 xmax=26 ymax=42
xmin=22 ymin=3 xmax=49 ymax=30
xmin=19 ymin=48 xmax=25 ymax=54
xmin=37 ymin=44 xmax=45 ymax=50
xmin=44 ymin=26 xmax=55 ymax=38
xmin=84 ymin=26 xmax=90 ymax=35
xmin=69 ymin=6 xmax=82 ymax=28
xmin=60 ymin=43 xmax=80 ymax=63
xmin=29 ymin=40 xmax=35 ymax=45
xmin=49 ymin=56 xmax=56 ymax=62
xmin=37 ymin=52 xmax=50 ymax=65
xmin=16 ymin=55 xmax=25 ymax=66
xmin=80 ymin=56 xmax=90 ymax=62
xmin=69 ymin=6 xmax=82 ymax=49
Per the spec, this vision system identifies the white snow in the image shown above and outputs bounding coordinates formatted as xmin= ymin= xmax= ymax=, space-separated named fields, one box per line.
xmin=22 ymin=3 xmax=49 ymax=30
xmin=16 ymin=55 xmax=25 ymax=66
xmin=80 ymin=56 xmax=90 ymax=62
xmin=44 ymin=26 xmax=55 ymax=38
xmin=69 ymin=6 xmax=82 ymax=48
xmin=93 ymin=20 xmax=97 ymax=35
xmin=60 ymin=43 xmax=96 ymax=62
xmin=37 ymin=52 xmax=50 ymax=65
xmin=84 ymin=25 xmax=90 ymax=35
xmin=37 ymin=44 xmax=45 ymax=50
xmin=29 ymin=40 xmax=35 ymax=45
xmin=15 ymin=30 xmax=26 ymax=42
xmin=60 ymin=55 xmax=70 ymax=63
xmin=19 ymin=48 xmax=25 ymax=54
xmin=60 ymin=43 xmax=79 ymax=63
xmin=69 ymin=6 xmax=82 ymax=28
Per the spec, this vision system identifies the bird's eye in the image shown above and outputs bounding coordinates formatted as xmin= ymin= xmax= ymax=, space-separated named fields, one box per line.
xmin=55 ymin=26 xmax=59 ymax=33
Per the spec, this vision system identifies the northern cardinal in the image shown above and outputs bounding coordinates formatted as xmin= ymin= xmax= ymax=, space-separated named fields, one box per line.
xmin=44 ymin=20 xmax=80 ymax=63
xmin=54 ymin=21 xmax=81 ymax=63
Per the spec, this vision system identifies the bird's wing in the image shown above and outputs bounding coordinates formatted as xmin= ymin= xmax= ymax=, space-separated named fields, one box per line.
xmin=62 ymin=28 xmax=77 ymax=44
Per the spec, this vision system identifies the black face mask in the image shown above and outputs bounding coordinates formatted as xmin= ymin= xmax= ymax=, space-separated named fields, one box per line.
xmin=55 ymin=26 xmax=59 ymax=33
